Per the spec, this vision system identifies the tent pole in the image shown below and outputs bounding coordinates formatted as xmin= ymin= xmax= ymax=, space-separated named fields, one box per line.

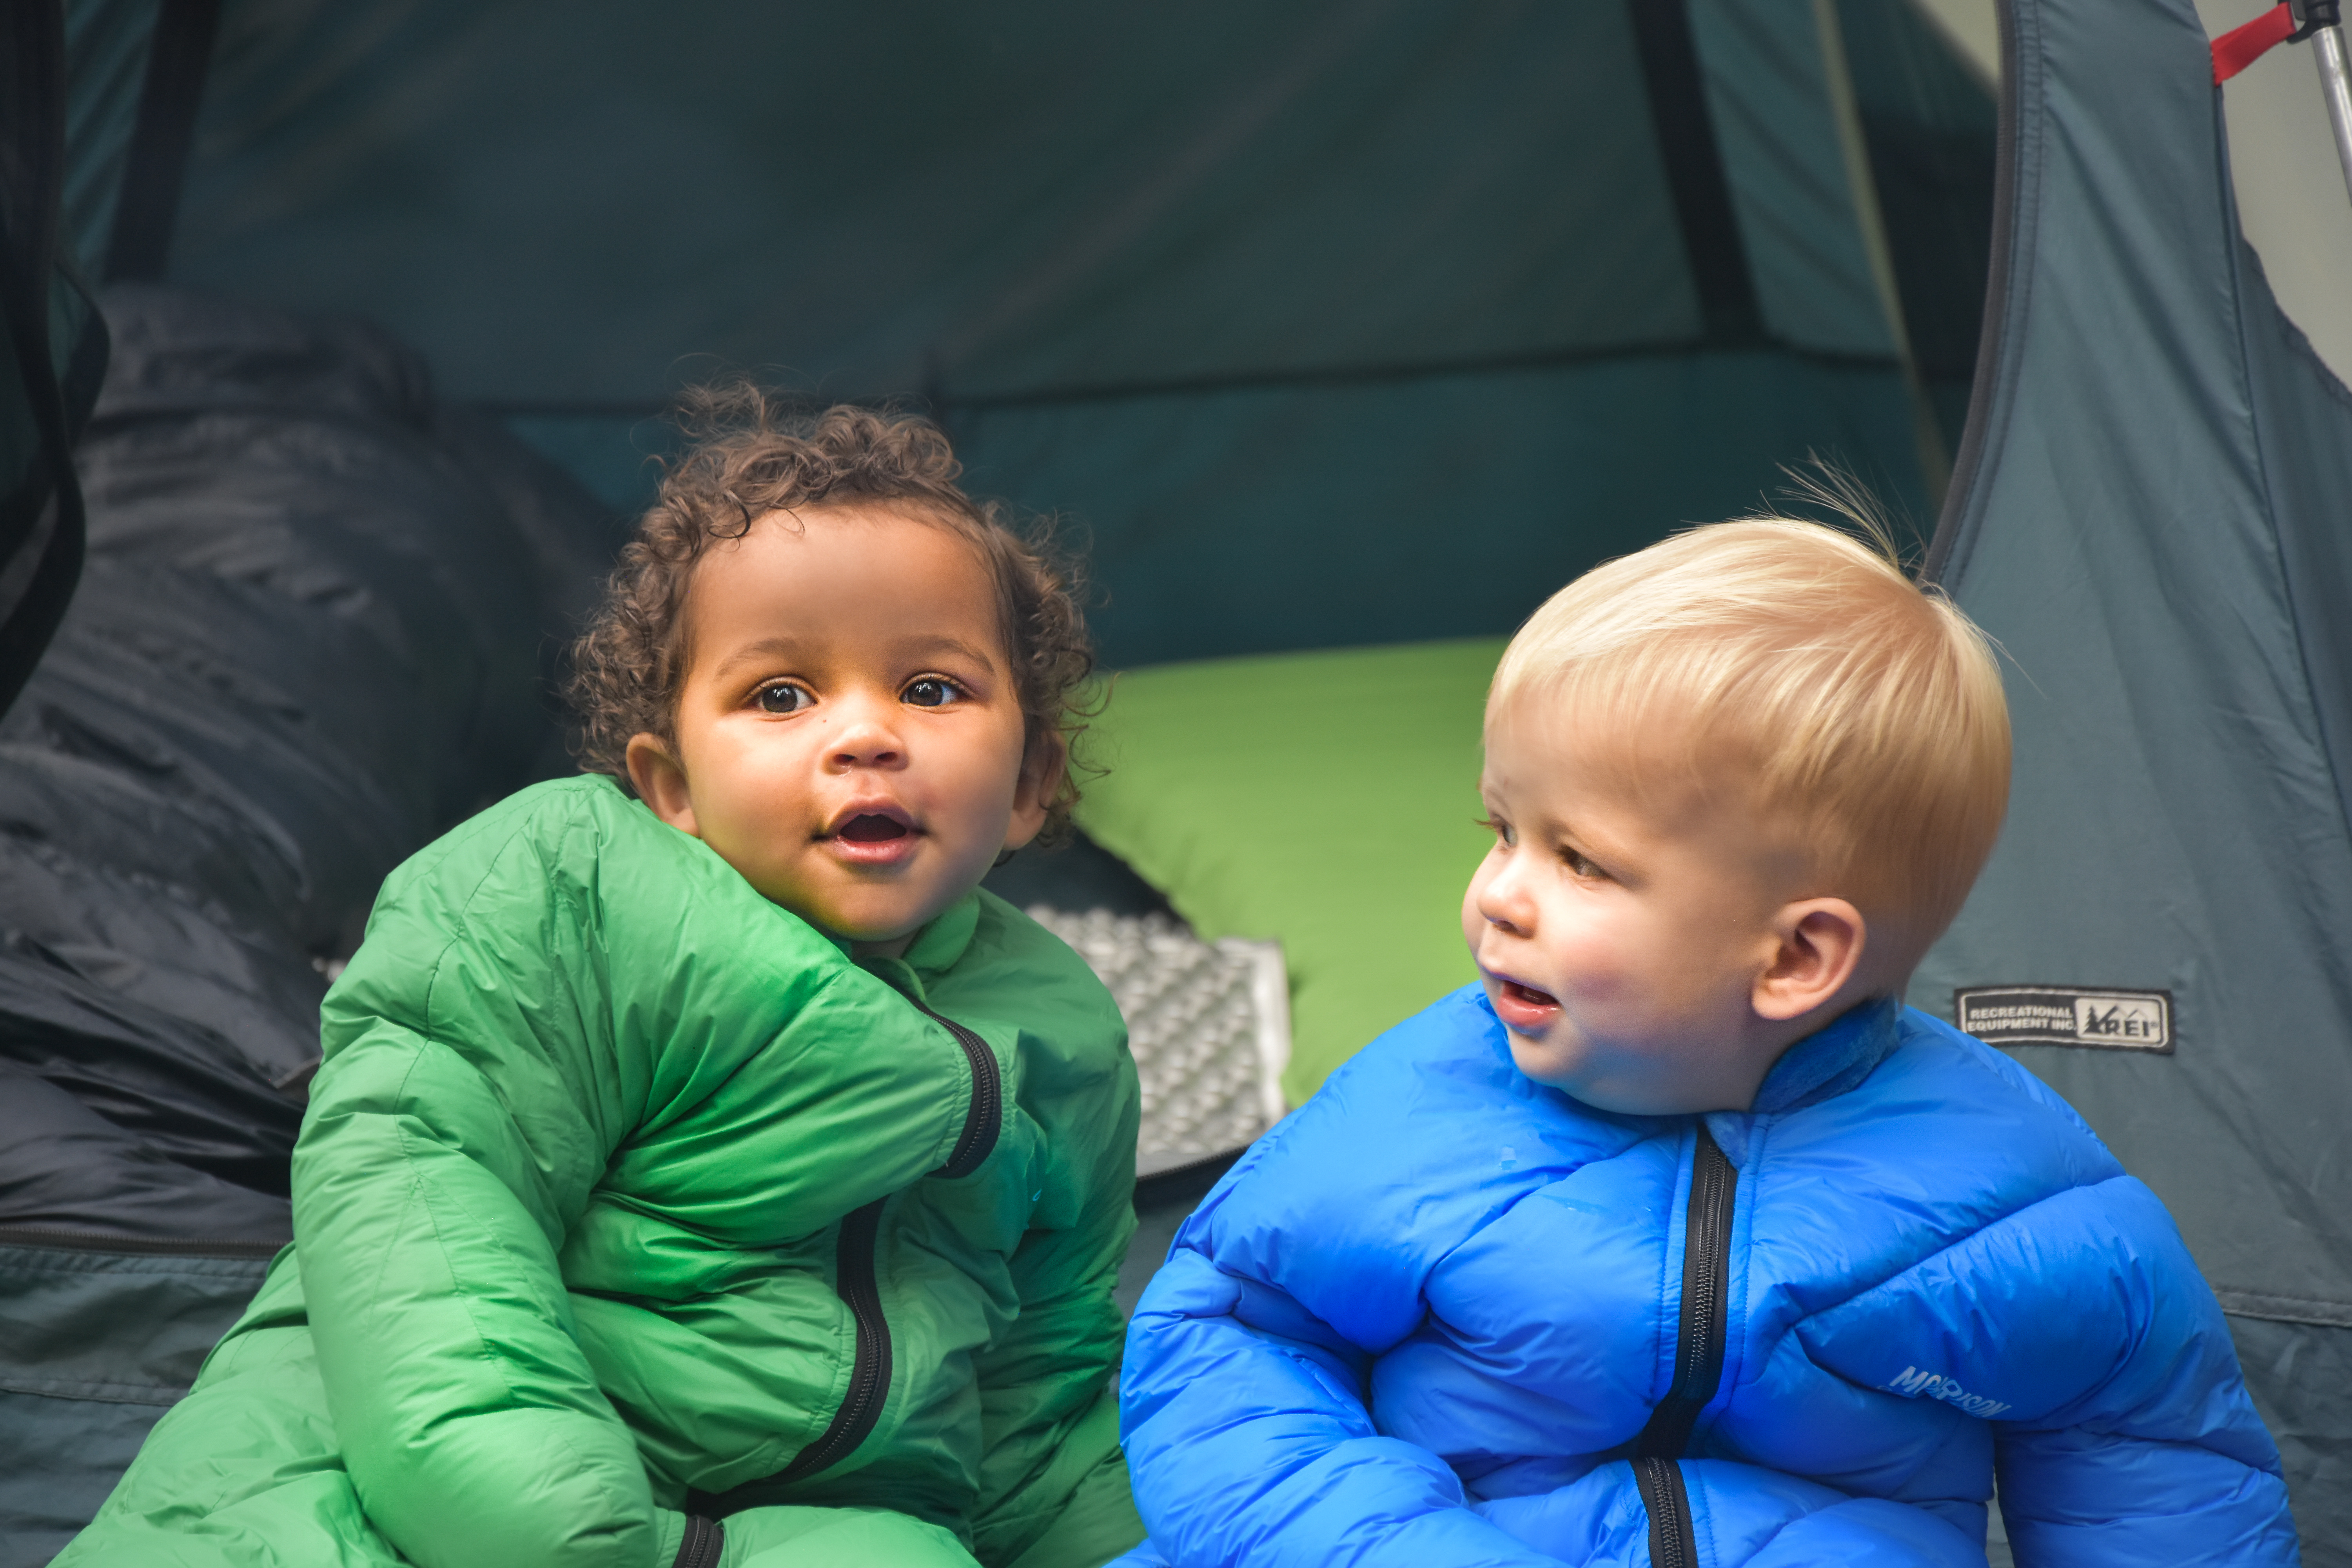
xmin=2313 ymin=24 xmax=2352 ymax=206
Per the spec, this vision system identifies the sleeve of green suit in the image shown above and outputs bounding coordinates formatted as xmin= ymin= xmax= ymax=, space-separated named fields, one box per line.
xmin=298 ymin=1016 xmax=656 ymax=1568
xmin=296 ymin=787 xmax=958 ymax=1568
xmin=966 ymin=1038 xmax=1143 ymax=1566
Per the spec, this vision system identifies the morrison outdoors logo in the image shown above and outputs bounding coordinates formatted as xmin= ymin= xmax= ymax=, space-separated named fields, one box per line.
xmin=1954 ymin=986 xmax=2174 ymax=1053
xmin=1885 ymin=1365 xmax=2012 ymax=1419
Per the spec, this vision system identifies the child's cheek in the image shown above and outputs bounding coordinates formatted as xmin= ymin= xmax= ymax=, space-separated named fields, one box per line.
xmin=1539 ymin=922 xmax=1625 ymax=1008
xmin=1461 ymin=871 xmax=1491 ymax=957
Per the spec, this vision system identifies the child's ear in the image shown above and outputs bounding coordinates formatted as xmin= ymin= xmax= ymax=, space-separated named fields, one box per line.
xmin=626 ymin=733 xmax=700 ymax=837
xmin=1753 ymin=898 xmax=1867 ymax=1022
xmin=1003 ymin=731 xmax=1066 ymax=853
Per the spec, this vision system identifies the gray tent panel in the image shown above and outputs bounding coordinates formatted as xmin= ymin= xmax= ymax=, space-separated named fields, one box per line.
xmin=1915 ymin=0 xmax=2352 ymax=1548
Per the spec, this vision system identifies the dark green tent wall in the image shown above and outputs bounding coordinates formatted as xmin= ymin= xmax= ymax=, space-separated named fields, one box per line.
xmin=160 ymin=0 xmax=1988 ymax=669
xmin=1913 ymin=0 xmax=2352 ymax=1550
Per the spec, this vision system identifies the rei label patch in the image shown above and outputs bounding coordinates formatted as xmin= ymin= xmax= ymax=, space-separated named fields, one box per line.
xmin=1955 ymin=986 xmax=2173 ymax=1053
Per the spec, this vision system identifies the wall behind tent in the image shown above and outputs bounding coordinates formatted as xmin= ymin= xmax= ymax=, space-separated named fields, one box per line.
xmin=151 ymin=0 xmax=1993 ymax=669
xmin=2199 ymin=0 xmax=2352 ymax=382
xmin=1922 ymin=0 xmax=2352 ymax=384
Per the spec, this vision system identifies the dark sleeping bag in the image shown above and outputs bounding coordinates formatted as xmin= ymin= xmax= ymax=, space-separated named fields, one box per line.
xmin=0 ymin=284 xmax=613 ymax=1565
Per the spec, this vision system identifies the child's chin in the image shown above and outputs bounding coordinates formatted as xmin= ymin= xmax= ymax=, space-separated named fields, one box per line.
xmin=1507 ymin=1042 xmax=1668 ymax=1116
xmin=802 ymin=884 xmax=971 ymax=952
xmin=1506 ymin=1033 xmax=1586 ymax=1091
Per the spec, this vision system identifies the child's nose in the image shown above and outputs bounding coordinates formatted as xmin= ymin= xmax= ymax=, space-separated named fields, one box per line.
xmin=1476 ymin=868 xmax=1535 ymax=935
xmin=825 ymin=697 xmax=906 ymax=770
xmin=830 ymin=733 xmax=904 ymax=769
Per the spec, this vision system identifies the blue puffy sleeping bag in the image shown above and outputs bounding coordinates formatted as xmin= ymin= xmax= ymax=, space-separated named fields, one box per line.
xmin=1118 ymin=988 xmax=2298 ymax=1566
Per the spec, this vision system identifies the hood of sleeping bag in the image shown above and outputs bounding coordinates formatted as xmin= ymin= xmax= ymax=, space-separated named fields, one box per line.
xmin=0 ymin=278 xmax=613 ymax=1564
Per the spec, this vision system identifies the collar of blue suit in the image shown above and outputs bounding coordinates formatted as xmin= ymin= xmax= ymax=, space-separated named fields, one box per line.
xmin=1704 ymin=995 xmax=1904 ymax=1167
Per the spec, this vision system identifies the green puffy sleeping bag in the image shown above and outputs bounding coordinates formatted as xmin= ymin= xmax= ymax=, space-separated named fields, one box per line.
xmin=57 ymin=776 xmax=1144 ymax=1568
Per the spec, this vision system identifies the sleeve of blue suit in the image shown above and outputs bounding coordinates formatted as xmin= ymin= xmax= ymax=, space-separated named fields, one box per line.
xmin=1795 ymin=1176 xmax=2299 ymax=1566
xmin=1122 ymin=1239 xmax=1567 ymax=1568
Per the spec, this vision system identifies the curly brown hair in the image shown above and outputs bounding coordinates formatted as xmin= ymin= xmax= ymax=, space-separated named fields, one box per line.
xmin=567 ymin=386 xmax=1098 ymax=840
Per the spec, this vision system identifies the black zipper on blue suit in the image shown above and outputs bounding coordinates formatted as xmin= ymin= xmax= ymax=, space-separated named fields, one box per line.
xmin=1634 ymin=1123 xmax=1737 ymax=1567
xmin=686 ymin=1001 xmax=1002 ymax=1515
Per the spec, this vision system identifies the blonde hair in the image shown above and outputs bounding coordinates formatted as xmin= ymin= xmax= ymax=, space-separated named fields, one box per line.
xmin=1488 ymin=517 xmax=2010 ymax=960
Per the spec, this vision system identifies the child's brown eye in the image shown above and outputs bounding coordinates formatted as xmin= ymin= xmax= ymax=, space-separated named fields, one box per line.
xmin=757 ymin=684 xmax=811 ymax=714
xmin=1563 ymin=847 xmax=1601 ymax=878
xmin=902 ymin=677 xmax=962 ymax=709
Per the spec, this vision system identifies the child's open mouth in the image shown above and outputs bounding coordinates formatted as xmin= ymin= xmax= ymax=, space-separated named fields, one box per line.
xmin=826 ymin=808 xmax=920 ymax=866
xmin=1490 ymin=976 xmax=1561 ymax=1030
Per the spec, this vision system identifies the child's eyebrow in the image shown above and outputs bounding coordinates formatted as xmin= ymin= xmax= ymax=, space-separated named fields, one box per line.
xmin=708 ymin=636 xmax=806 ymax=681
xmin=901 ymin=634 xmax=1002 ymax=671
xmin=707 ymin=633 xmax=1003 ymax=683
xmin=1528 ymin=809 xmax=1611 ymax=860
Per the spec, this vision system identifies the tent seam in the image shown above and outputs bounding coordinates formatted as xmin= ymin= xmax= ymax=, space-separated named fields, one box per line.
xmin=1926 ymin=0 xmax=2038 ymax=588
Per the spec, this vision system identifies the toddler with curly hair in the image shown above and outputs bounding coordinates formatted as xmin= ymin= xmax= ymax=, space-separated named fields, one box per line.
xmin=61 ymin=395 xmax=1148 ymax=1568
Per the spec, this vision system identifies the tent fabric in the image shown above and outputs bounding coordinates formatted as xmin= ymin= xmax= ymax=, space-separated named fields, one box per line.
xmin=1834 ymin=0 xmax=2000 ymax=441
xmin=156 ymin=0 xmax=1991 ymax=668
xmin=1911 ymin=0 xmax=2352 ymax=1550
xmin=949 ymin=353 xmax=1930 ymax=669
xmin=59 ymin=0 xmax=165 ymax=279
xmin=58 ymin=2 xmax=154 ymax=272
xmin=169 ymin=4 xmax=1716 ymax=399
xmin=1695 ymin=0 xmax=1905 ymax=359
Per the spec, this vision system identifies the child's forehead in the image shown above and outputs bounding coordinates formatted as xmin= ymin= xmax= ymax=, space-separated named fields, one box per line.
xmin=1483 ymin=691 xmax=1759 ymax=833
xmin=1485 ymin=686 xmax=1704 ymax=783
xmin=679 ymin=503 xmax=1009 ymax=664
xmin=697 ymin=503 xmax=997 ymax=600
xmin=732 ymin=498 xmax=967 ymax=549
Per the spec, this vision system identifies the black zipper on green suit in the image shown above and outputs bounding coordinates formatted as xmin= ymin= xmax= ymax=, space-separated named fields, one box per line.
xmin=779 ymin=1005 xmax=999 ymax=1477
xmin=689 ymin=1198 xmax=891 ymax=1512
xmin=669 ymin=1510 xmax=724 ymax=1568
xmin=688 ymin=1002 xmax=1001 ymax=1514
xmin=911 ymin=1000 xmax=1003 ymax=1180
xmin=1633 ymin=1123 xmax=1737 ymax=1564
xmin=773 ymin=1198 xmax=893 ymax=1483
